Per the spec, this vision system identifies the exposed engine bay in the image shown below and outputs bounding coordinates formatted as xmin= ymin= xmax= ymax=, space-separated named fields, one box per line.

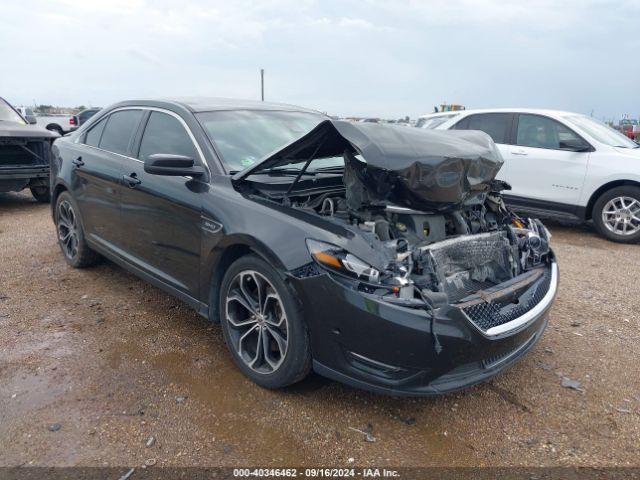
xmin=297 ymin=183 xmax=551 ymax=305
xmin=235 ymin=120 xmax=553 ymax=310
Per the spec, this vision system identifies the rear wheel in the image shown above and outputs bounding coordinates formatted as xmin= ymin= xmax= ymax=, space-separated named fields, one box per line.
xmin=29 ymin=185 xmax=50 ymax=203
xmin=54 ymin=192 xmax=100 ymax=267
xmin=219 ymin=255 xmax=311 ymax=389
xmin=592 ymin=186 xmax=640 ymax=243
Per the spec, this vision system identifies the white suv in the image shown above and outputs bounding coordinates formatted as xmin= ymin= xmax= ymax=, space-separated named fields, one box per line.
xmin=417 ymin=108 xmax=640 ymax=243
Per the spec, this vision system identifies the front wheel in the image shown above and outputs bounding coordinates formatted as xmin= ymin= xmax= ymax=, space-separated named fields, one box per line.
xmin=219 ymin=255 xmax=311 ymax=389
xmin=592 ymin=186 xmax=640 ymax=243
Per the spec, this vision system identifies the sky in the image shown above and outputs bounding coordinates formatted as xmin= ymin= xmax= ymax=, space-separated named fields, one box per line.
xmin=1 ymin=0 xmax=639 ymax=120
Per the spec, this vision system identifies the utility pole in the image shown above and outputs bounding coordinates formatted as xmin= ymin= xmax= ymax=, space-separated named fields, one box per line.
xmin=260 ymin=68 xmax=265 ymax=101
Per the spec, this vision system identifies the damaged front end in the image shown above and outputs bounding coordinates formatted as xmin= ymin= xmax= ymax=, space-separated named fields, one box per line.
xmin=234 ymin=120 xmax=557 ymax=338
xmin=0 ymin=122 xmax=56 ymax=194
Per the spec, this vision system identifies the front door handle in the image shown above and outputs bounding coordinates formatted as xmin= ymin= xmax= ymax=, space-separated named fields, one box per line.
xmin=122 ymin=173 xmax=141 ymax=188
xmin=72 ymin=157 xmax=85 ymax=167
xmin=511 ymin=149 xmax=528 ymax=156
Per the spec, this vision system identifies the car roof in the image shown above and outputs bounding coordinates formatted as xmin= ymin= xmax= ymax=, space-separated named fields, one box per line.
xmin=418 ymin=108 xmax=582 ymax=119
xmin=116 ymin=97 xmax=322 ymax=115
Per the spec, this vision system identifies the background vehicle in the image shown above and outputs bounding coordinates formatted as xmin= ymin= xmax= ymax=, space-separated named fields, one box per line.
xmin=77 ymin=107 xmax=101 ymax=126
xmin=417 ymin=108 xmax=640 ymax=243
xmin=0 ymin=97 xmax=57 ymax=202
xmin=15 ymin=106 xmax=38 ymax=125
xmin=435 ymin=103 xmax=466 ymax=112
xmin=50 ymin=98 xmax=556 ymax=395
xmin=32 ymin=112 xmax=78 ymax=135
xmin=618 ymin=117 xmax=639 ymax=140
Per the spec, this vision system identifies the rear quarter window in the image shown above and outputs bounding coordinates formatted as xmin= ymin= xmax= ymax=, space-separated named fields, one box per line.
xmin=84 ymin=118 xmax=107 ymax=147
xmin=453 ymin=113 xmax=511 ymax=144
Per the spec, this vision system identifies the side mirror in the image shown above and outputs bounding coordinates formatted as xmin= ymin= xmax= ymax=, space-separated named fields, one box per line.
xmin=144 ymin=154 xmax=205 ymax=177
xmin=26 ymin=115 xmax=37 ymax=125
xmin=559 ymin=138 xmax=591 ymax=152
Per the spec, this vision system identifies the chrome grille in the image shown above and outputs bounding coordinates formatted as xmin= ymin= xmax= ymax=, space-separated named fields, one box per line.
xmin=462 ymin=267 xmax=552 ymax=332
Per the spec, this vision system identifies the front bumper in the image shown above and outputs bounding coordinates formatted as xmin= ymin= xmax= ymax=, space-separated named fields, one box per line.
xmin=0 ymin=166 xmax=50 ymax=193
xmin=0 ymin=166 xmax=49 ymax=180
xmin=290 ymin=261 xmax=558 ymax=396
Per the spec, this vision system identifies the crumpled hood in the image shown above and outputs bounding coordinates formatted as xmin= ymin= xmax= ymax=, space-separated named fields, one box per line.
xmin=233 ymin=119 xmax=504 ymax=212
xmin=0 ymin=121 xmax=58 ymax=139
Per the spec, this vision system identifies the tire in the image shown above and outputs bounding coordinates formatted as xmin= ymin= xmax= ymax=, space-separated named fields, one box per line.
xmin=592 ymin=185 xmax=640 ymax=243
xmin=54 ymin=191 xmax=101 ymax=267
xmin=218 ymin=255 xmax=311 ymax=389
xmin=30 ymin=185 xmax=50 ymax=203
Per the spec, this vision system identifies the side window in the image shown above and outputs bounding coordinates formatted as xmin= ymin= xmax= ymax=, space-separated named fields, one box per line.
xmin=138 ymin=112 xmax=198 ymax=161
xmin=453 ymin=113 xmax=510 ymax=144
xmin=452 ymin=117 xmax=469 ymax=130
xmin=516 ymin=114 xmax=585 ymax=150
xmin=98 ymin=110 xmax=144 ymax=156
xmin=84 ymin=118 xmax=107 ymax=147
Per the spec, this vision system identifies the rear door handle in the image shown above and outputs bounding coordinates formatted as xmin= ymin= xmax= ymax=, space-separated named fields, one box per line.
xmin=511 ymin=149 xmax=528 ymax=156
xmin=122 ymin=173 xmax=141 ymax=187
xmin=72 ymin=157 xmax=85 ymax=166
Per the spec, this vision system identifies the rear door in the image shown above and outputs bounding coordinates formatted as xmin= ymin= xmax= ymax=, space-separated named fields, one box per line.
xmin=502 ymin=113 xmax=590 ymax=208
xmin=118 ymin=110 xmax=206 ymax=298
xmin=72 ymin=109 xmax=144 ymax=248
xmin=452 ymin=112 xmax=514 ymax=183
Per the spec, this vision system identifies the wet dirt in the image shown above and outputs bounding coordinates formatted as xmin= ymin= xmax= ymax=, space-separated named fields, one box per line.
xmin=1 ymin=191 xmax=639 ymax=467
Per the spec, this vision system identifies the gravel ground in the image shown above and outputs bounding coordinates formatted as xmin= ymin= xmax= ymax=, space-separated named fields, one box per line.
xmin=0 ymin=190 xmax=639 ymax=468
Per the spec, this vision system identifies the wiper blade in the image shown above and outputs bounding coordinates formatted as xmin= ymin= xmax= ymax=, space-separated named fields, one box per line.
xmin=313 ymin=165 xmax=344 ymax=172
xmin=265 ymin=168 xmax=318 ymax=176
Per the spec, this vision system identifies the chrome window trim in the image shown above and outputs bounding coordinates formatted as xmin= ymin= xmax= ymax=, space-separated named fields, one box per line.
xmin=74 ymin=106 xmax=211 ymax=178
xmin=81 ymin=143 xmax=141 ymax=163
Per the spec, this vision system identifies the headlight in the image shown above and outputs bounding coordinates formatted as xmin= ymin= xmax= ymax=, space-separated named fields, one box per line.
xmin=306 ymin=239 xmax=381 ymax=283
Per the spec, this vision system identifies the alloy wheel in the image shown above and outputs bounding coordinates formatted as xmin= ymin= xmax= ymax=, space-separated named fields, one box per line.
xmin=57 ymin=200 xmax=79 ymax=259
xmin=602 ymin=196 xmax=640 ymax=236
xmin=224 ymin=270 xmax=289 ymax=374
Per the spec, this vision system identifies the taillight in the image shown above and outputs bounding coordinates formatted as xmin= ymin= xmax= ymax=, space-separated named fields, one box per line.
xmin=70 ymin=117 xmax=76 ymax=125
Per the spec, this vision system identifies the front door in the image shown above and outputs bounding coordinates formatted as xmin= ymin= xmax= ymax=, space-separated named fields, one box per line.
xmin=118 ymin=110 xmax=206 ymax=299
xmin=502 ymin=113 xmax=590 ymax=208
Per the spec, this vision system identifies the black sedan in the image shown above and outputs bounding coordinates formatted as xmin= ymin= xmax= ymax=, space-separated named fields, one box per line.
xmin=50 ymin=98 xmax=558 ymax=395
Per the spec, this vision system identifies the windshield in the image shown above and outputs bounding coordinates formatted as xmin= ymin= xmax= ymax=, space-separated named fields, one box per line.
xmin=415 ymin=114 xmax=458 ymax=129
xmin=566 ymin=115 xmax=638 ymax=148
xmin=197 ymin=110 xmax=334 ymax=172
xmin=0 ymin=99 xmax=26 ymax=124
